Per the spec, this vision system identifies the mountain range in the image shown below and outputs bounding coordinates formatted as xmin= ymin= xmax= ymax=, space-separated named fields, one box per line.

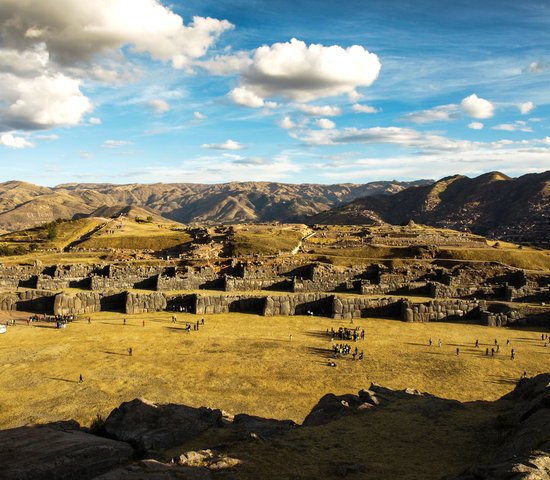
xmin=0 ymin=172 xmax=548 ymax=246
xmin=0 ymin=179 xmax=430 ymax=233
xmin=312 ymin=171 xmax=550 ymax=246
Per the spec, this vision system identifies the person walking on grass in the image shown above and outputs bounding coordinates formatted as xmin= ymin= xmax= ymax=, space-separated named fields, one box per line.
xmin=79 ymin=374 xmax=83 ymax=383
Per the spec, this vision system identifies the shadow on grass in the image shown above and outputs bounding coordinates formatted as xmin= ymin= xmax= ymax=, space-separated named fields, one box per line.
xmin=306 ymin=346 xmax=332 ymax=357
xmin=164 ymin=326 xmax=192 ymax=332
xmin=103 ymin=351 xmax=129 ymax=356
xmin=48 ymin=377 xmax=79 ymax=383
xmin=488 ymin=374 xmax=518 ymax=386
xmin=32 ymin=324 xmax=57 ymax=329
xmin=305 ymin=330 xmax=330 ymax=339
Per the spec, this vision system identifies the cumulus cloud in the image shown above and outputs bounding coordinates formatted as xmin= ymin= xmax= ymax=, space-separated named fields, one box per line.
xmin=352 ymin=103 xmax=379 ymax=114
xmin=468 ymin=122 xmax=484 ymax=130
xmin=0 ymin=0 xmax=232 ymax=69
xmin=201 ymin=139 xmax=244 ymax=150
xmin=316 ymin=118 xmax=335 ymax=129
xmin=198 ymin=52 xmax=253 ymax=75
xmin=492 ymin=121 xmax=533 ymax=132
xmin=518 ymin=101 xmax=535 ymax=115
xmin=0 ymin=72 xmax=92 ymax=130
xmin=461 ymin=94 xmax=495 ymax=119
xmin=278 ymin=116 xmax=296 ymax=130
xmin=229 ymin=87 xmax=278 ymax=109
xmin=227 ymin=38 xmax=380 ymax=106
xmin=403 ymin=104 xmax=459 ymax=124
xmin=147 ymin=99 xmax=170 ymax=114
xmin=297 ymin=104 xmax=341 ymax=116
xmin=0 ymin=133 xmax=33 ymax=148
xmin=0 ymin=0 xmax=231 ymax=133
xmin=194 ymin=111 xmax=207 ymax=120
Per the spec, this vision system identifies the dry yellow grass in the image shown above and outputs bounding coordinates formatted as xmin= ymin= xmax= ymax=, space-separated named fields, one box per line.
xmin=0 ymin=310 xmax=547 ymax=430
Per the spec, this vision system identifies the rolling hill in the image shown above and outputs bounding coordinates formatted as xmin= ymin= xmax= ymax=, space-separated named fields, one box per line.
xmin=311 ymin=171 xmax=550 ymax=246
xmin=0 ymin=180 xmax=431 ymax=232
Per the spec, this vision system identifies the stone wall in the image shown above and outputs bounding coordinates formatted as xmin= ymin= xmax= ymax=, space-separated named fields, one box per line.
xmin=53 ymin=292 xmax=101 ymax=316
xmin=224 ymin=276 xmax=290 ymax=292
xmin=401 ymin=299 xmax=486 ymax=323
xmin=125 ymin=292 xmax=167 ymax=314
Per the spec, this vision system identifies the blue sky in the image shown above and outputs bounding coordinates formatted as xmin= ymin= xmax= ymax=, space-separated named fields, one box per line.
xmin=0 ymin=0 xmax=549 ymax=185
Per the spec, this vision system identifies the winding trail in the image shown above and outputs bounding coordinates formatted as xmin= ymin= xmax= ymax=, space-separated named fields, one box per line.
xmin=291 ymin=230 xmax=316 ymax=255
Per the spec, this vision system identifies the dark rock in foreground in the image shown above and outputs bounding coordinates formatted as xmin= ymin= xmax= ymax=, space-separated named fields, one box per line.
xmin=1 ymin=421 xmax=133 ymax=480
xmin=103 ymin=398 xmax=224 ymax=453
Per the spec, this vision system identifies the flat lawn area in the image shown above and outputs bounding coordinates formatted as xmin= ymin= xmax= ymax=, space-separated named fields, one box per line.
xmin=0 ymin=310 xmax=548 ymax=429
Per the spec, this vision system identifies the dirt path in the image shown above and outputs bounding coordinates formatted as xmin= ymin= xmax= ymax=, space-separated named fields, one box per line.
xmin=291 ymin=231 xmax=316 ymax=255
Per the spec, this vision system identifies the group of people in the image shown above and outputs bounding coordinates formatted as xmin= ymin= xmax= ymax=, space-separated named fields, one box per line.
xmin=327 ymin=326 xmax=365 ymax=342
xmin=332 ymin=343 xmax=364 ymax=360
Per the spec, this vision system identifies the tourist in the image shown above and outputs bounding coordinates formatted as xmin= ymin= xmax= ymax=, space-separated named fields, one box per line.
xmin=142 ymin=320 xmax=145 ymax=327
xmin=475 ymin=339 xmax=479 ymax=348
xmin=359 ymin=351 xmax=364 ymax=360
xmin=123 ymin=318 xmax=126 ymax=325
xmin=456 ymin=347 xmax=459 ymax=356
xmin=128 ymin=347 xmax=133 ymax=356
xmin=428 ymin=338 xmax=433 ymax=347
xmin=79 ymin=374 xmax=83 ymax=383
xmin=491 ymin=348 xmax=494 ymax=356
xmin=485 ymin=348 xmax=489 ymax=355
xmin=438 ymin=339 xmax=442 ymax=348
xmin=511 ymin=349 xmax=515 ymax=360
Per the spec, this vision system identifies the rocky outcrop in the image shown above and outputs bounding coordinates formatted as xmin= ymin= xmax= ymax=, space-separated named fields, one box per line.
xmin=103 ymin=398 xmax=223 ymax=453
xmin=452 ymin=373 xmax=550 ymax=480
xmin=1 ymin=421 xmax=133 ymax=480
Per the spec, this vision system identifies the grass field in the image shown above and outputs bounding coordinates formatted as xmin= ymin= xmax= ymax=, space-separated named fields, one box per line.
xmin=0 ymin=310 xmax=547 ymax=430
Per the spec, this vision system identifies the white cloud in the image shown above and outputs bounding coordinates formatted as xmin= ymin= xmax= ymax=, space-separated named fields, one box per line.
xmin=352 ymin=103 xmax=379 ymax=114
xmin=278 ymin=116 xmax=296 ymax=130
xmin=102 ymin=139 xmax=133 ymax=148
xmin=518 ymin=101 xmax=535 ymax=115
xmin=198 ymin=52 xmax=253 ymax=75
xmin=403 ymin=104 xmax=459 ymax=124
xmin=0 ymin=72 xmax=92 ymax=131
xmin=89 ymin=117 xmax=102 ymax=125
xmin=297 ymin=104 xmax=341 ymax=116
xmin=229 ymin=87 xmax=278 ymax=109
xmin=147 ymin=99 xmax=170 ymax=114
xmin=461 ymin=94 xmax=495 ymax=119
xmin=0 ymin=0 xmax=233 ymax=69
xmin=194 ymin=111 xmax=207 ymax=120
xmin=468 ymin=122 xmax=484 ymax=130
xmin=524 ymin=60 xmax=550 ymax=73
xmin=291 ymin=126 xmax=475 ymax=153
xmin=0 ymin=1 xmax=232 ymax=133
xmin=35 ymin=134 xmax=60 ymax=140
xmin=0 ymin=133 xmax=33 ymax=149
xmin=229 ymin=38 xmax=380 ymax=105
xmin=316 ymin=118 xmax=335 ymax=129
xmin=201 ymin=139 xmax=245 ymax=150
xmin=492 ymin=121 xmax=533 ymax=132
